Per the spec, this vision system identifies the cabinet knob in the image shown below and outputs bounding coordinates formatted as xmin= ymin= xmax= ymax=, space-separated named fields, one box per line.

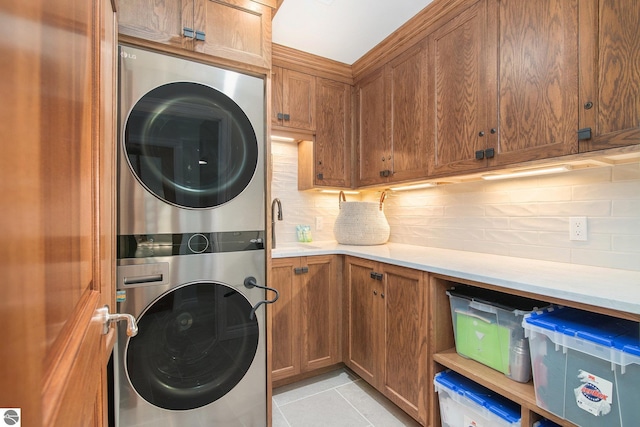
xmin=584 ymin=101 xmax=594 ymax=110
xmin=490 ymin=128 xmax=497 ymax=134
xmin=373 ymin=290 xmax=378 ymax=295
xmin=478 ymin=131 xmax=485 ymax=137
xmin=381 ymin=293 xmax=385 ymax=298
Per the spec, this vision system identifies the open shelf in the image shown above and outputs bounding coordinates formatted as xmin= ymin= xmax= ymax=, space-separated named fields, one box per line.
xmin=433 ymin=347 xmax=578 ymax=427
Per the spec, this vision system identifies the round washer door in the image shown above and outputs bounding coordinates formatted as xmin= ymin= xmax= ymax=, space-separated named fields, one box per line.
xmin=125 ymin=282 xmax=259 ymax=410
xmin=123 ymin=82 xmax=259 ymax=209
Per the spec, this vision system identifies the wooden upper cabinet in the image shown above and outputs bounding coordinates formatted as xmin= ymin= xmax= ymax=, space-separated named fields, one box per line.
xmin=272 ymin=66 xmax=316 ymax=131
xmin=490 ymin=0 xmax=580 ymax=165
xmin=118 ymin=0 xmax=188 ymax=48
xmin=355 ymin=41 xmax=432 ymax=187
xmin=313 ymin=77 xmax=352 ymax=188
xmin=388 ymin=40 xmax=433 ymax=182
xmin=193 ymin=0 xmax=272 ymax=68
xmin=578 ymin=0 xmax=640 ymax=152
xmin=430 ymin=0 xmax=490 ymax=176
xmin=355 ymin=66 xmax=390 ymax=187
xmin=118 ymin=0 xmax=272 ymax=69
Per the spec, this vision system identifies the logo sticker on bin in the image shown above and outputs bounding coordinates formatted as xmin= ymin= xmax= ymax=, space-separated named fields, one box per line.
xmin=463 ymin=415 xmax=482 ymax=427
xmin=574 ymin=369 xmax=613 ymax=416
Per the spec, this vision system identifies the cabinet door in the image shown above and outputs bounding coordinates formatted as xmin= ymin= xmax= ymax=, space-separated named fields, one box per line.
xmin=579 ymin=0 xmax=640 ymax=152
xmin=345 ymin=258 xmax=382 ymax=385
xmin=430 ymin=0 xmax=490 ymax=176
xmin=270 ymin=258 xmax=300 ymax=381
xmin=314 ymin=78 xmax=352 ymax=188
xmin=300 ymin=256 xmax=341 ymax=372
xmin=388 ymin=40 xmax=433 ymax=182
xmin=382 ymin=265 xmax=427 ymax=424
xmin=273 ymin=68 xmax=316 ymax=130
xmin=193 ymin=0 xmax=272 ymax=68
xmin=356 ymin=67 xmax=390 ymax=186
xmin=491 ymin=0 xmax=579 ymax=165
xmin=118 ymin=0 xmax=192 ymax=49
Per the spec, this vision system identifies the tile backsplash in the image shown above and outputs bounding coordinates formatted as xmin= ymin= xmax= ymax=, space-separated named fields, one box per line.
xmin=271 ymin=141 xmax=640 ymax=271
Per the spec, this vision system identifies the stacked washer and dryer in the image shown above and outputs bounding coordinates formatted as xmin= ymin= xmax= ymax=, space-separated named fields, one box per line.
xmin=114 ymin=45 xmax=273 ymax=426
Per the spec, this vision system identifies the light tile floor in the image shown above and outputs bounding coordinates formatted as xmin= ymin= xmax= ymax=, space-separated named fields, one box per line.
xmin=272 ymin=369 xmax=422 ymax=427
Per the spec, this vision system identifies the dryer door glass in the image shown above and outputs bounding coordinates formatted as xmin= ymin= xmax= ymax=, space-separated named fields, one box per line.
xmin=125 ymin=282 xmax=259 ymax=410
xmin=124 ymin=82 xmax=258 ymax=209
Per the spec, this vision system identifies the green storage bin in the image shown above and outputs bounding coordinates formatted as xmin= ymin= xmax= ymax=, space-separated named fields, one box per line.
xmin=447 ymin=285 xmax=547 ymax=381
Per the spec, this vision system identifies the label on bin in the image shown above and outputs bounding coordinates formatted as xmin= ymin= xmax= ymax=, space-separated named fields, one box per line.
xmin=463 ymin=415 xmax=483 ymax=427
xmin=574 ymin=369 xmax=614 ymax=417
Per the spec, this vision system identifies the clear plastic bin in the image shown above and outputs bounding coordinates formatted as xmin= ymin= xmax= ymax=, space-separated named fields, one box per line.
xmin=447 ymin=285 xmax=547 ymax=382
xmin=523 ymin=306 xmax=640 ymax=427
xmin=434 ymin=370 xmax=521 ymax=427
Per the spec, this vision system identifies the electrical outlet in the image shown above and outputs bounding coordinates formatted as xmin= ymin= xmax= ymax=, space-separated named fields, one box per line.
xmin=315 ymin=216 xmax=323 ymax=231
xmin=569 ymin=217 xmax=587 ymax=241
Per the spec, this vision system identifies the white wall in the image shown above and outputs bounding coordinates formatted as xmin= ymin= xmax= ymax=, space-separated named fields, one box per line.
xmin=271 ymin=141 xmax=640 ymax=271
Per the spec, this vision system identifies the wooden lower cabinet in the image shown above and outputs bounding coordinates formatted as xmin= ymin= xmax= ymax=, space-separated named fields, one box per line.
xmin=270 ymin=255 xmax=341 ymax=383
xmin=344 ymin=257 xmax=428 ymax=425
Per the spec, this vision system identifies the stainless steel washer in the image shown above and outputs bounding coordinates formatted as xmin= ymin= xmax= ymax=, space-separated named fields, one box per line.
xmin=114 ymin=247 xmax=269 ymax=427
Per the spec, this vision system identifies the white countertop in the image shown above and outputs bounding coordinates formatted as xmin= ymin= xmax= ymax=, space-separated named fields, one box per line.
xmin=273 ymin=241 xmax=640 ymax=316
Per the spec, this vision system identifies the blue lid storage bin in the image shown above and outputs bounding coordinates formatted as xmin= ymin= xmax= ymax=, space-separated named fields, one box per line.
xmin=447 ymin=285 xmax=547 ymax=382
xmin=523 ymin=306 xmax=640 ymax=427
xmin=433 ymin=370 xmax=521 ymax=427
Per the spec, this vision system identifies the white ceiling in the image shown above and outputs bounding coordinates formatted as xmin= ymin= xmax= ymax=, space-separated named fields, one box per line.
xmin=272 ymin=0 xmax=434 ymax=65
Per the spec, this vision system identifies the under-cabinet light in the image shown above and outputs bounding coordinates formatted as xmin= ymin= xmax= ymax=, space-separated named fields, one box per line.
xmin=270 ymin=135 xmax=296 ymax=142
xmin=481 ymin=165 xmax=572 ymax=181
xmin=389 ymin=182 xmax=437 ymax=191
xmin=319 ymin=189 xmax=360 ymax=195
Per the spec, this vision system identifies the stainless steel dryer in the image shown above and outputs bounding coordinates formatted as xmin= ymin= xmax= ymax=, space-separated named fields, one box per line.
xmin=118 ymin=44 xmax=265 ymax=235
xmin=114 ymin=242 xmax=272 ymax=427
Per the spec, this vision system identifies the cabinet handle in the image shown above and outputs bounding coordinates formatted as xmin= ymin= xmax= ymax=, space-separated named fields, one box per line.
xmin=317 ymin=173 xmax=323 ymax=180
xmin=183 ymin=27 xmax=195 ymax=38
xmin=475 ymin=150 xmax=485 ymax=160
xmin=283 ymin=113 xmax=291 ymax=121
xmin=294 ymin=267 xmax=309 ymax=275
xmin=577 ymin=128 xmax=592 ymax=140
xmin=277 ymin=112 xmax=284 ymax=120
xmin=370 ymin=271 xmax=377 ymax=280
xmin=485 ymin=148 xmax=495 ymax=159
xmin=584 ymin=101 xmax=594 ymax=110
xmin=195 ymin=31 xmax=206 ymax=41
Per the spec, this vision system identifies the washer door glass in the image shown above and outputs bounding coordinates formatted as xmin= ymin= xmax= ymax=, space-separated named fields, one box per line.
xmin=126 ymin=282 xmax=259 ymax=410
xmin=124 ymin=82 xmax=258 ymax=209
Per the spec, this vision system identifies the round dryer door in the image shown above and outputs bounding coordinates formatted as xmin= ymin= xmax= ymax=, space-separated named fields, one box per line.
xmin=123 ymin=82 xmax=258 ymax=209
xmin=125 ymin=282 xmax=259 ymax=410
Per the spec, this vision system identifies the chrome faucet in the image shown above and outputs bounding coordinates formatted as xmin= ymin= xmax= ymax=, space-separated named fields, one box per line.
xmin=271 ymin=198 xmax=283 ymax=249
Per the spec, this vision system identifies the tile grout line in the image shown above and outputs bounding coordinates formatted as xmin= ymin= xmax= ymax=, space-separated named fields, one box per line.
xmin=273 ymin=373 xmax=360 ymax=407
xmin=334 ymin=386 xmax=374 ymax=427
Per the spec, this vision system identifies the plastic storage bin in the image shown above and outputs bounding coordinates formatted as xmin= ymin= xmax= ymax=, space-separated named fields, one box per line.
xmin=434 ymin=370 xmax=521 ymax=427
xmin=447 ymin=285 xmax=547 ymax=382
xmin=523 ymin=306 xmax=640 ymax=427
